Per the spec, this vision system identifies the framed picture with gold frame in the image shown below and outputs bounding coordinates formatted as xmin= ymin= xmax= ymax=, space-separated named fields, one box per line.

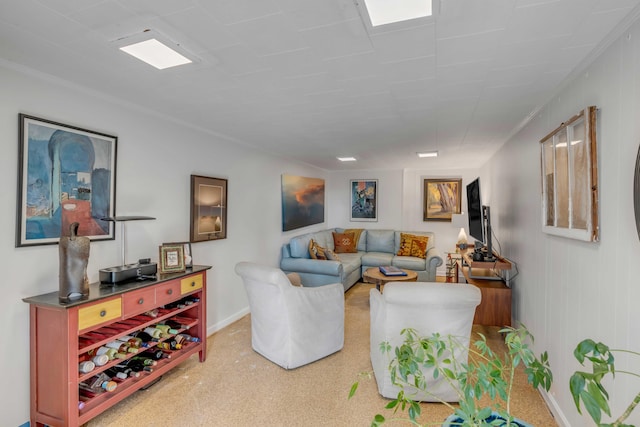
xmin=423 ymin=178 xmax=462 ymax=221
xmin=159 ymin=244 xmax=185 ymax=273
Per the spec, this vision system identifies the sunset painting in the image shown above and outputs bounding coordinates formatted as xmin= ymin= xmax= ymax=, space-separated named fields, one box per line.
xmin=281 ymin=174 xmax=325 ymax=231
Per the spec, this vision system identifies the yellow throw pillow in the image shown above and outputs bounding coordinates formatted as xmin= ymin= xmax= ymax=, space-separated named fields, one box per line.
xmin=397 ymin=233 xmax=429 ymax=259
xmin=308 ymin=239 xmax=327 ymax=260
xmin=333 ymin=232 xmax=357 ymax=253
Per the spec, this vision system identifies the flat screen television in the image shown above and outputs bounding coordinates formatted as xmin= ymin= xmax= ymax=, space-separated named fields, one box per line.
xmin=466 ymin=178 xmax=484 ymax=243
xmin=466 ymin=178 xmax=495 ymax=261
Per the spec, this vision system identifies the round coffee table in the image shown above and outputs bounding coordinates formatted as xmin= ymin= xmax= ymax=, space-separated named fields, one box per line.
xmin=363 ymin=267 xmax=418 ymax=291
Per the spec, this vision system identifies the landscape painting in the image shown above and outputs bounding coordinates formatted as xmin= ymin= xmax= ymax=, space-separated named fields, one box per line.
xmin=281 ymin=174 xmax=325 ymax=231
xmin=423 ymin=178 xmax=462 ymax=221
xmin=16 ymin=114 xmax=117 ymax=247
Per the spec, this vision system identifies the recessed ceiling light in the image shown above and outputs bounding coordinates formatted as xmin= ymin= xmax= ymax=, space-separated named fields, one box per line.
xmin=120 ymin=39 xmax=192 ymax=70
xmin=337 ymin=157 xmax=357 ymax=162
xmin=417 ymin=151 xmax=438 ymax=158
xmin=363 ymin=0 xmax=432 ymax=27
xmin=113 ymin=29 xmax=197 ymax=70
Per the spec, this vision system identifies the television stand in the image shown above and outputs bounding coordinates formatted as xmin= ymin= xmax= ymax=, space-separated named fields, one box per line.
xmin=461 ymin=250 xmax=512 ymax=282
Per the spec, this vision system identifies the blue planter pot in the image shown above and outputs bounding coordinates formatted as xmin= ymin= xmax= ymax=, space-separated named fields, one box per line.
xmin=443 ymin=412 xmax=532 ymax=427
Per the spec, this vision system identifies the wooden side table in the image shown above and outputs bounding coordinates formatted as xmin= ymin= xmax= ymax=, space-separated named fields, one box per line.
xmin=363 ymin=267 xmax=418 ymax=291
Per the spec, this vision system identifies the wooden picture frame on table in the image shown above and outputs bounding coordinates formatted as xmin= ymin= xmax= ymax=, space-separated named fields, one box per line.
xmin=190 ymin=175 xmax=228 ymax=242
xmin=16 ymin=114 xmax=117 ymax=247
xmin=159 ymin=244 xmax=185 ymax=274
xmin=163 ymin=241 xmax=193 ymax=268
xmin=423 ymin=178 xmax=462 ymax=222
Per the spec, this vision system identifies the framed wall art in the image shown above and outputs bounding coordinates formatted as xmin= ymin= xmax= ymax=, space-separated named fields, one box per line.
xmin=159 ymin=244 xmax=185 ymax=274
xmin=190 ymin=175 xmax=227 ymax=243
xmin=540 ymin=106 xmax=599 ymax=242
xmin=350 ymin=179 xmax=378 ymax=222
xmin=281 ymin=174 xmax=325 ymax=231
xmin=423 ymin=178 xmax=462 ymax=221
xmin=16 ymin=114 xmax=117 ymax=247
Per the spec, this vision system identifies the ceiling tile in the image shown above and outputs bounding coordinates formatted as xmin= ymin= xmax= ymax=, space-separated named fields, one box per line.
xmin=299 ymin=18 xmax=373 ymax=60
xmin=370 ymin=24 xmax=435 ymax=63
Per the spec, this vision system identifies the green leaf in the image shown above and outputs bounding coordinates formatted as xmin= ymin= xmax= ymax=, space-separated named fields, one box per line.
xmin=348 ymin=382 xmax=358 ymax=399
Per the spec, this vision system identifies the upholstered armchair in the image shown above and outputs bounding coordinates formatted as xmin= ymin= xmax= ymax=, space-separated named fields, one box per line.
xmin=234 ymin=262 xmax=345 ymax=369
xmin=370 ymin=281 xmax=481 ymax=402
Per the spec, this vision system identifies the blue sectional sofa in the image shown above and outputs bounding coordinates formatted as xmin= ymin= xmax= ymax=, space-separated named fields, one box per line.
xmin=280 ymin=228 xmax=443 ymax=292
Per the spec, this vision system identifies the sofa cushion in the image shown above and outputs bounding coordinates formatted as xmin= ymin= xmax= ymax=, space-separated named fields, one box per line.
xmin=336 ymin=252 xmax=362 ymax=275
xmin=366 ymin=230 xmax=395 ymax=253
xmin=333 ymin=232 xmax=357 ymax=253
xmin=361 ymin=252 xmax=394 ymax=267
xmin=397 ymin=233 xmax=429 ymax=259
xmin=392 ymin=256 xmax=427 ymax=271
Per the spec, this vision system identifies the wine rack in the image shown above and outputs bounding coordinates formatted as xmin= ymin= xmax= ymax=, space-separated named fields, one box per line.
xmin=23 ymin=266 xmax=211 ymax=427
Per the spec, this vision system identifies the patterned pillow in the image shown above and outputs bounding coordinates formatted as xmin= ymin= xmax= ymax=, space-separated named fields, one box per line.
xmin=325 ymin=248 xmax=341 ymax=262
xmin=397 ymin=233 xmax=429 ymax=259
xmin=308 ymin=239 xmax=327 ymax=260
xmin=333 ymin=232 xmax=357 ymax=253
xmin=287 ymin=272 xmax=303 ymax=287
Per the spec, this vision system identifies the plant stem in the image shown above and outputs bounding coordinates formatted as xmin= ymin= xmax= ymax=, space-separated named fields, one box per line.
xmin=612 ymin=391 xmax=640 ymax=426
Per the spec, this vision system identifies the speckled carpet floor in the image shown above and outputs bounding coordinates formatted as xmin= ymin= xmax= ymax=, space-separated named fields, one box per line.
xmin=88 ymin=282 xmax=557 ymax=426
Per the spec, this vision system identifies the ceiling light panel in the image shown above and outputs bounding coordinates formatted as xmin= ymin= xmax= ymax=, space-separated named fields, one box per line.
xmin=363 ymin=0 xmax=432 ymax=27
xmin=112 ymin=29 xmax=198 ymax=70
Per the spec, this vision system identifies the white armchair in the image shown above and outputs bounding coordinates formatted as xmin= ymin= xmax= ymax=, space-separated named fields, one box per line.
xmin=235 ymin=262 xmax=345 ymax=369
xmin=370 ymin=281 xmax=481 ymax=402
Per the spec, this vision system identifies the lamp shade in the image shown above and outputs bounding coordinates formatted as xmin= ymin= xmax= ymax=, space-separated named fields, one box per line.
xmin=451 ymin=212 xmax=468 ymax=245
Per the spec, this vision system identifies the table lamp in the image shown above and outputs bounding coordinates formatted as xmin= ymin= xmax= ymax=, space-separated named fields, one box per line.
xmin=451 ymin=212 xmax=468 ymax=249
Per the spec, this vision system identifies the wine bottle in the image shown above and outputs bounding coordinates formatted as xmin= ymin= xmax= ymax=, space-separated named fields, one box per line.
xmin=79 ymin=352 xmax=110 ymax=366
xmin=156 ymin=340 xmax=181 ymax=351
xmin=105 ymin=366 xmax=141 ymax=379
xmin=176 ymin=333 xmax=200 ymax=343
xmin=90 ymin=346 xmax=121 ymax=361
xmin=119 ymin=359 xmax=154 ymax=373
xmin=105 ymin=340 xmax=139 ymax=354
xmin=143 ymin=327 xmax=164 ymax=339
xmin=117 ymin=335 xmax=148 ymax=348
xmin=162 ymin=319 xmax=189 ymax=331
xmin=130 ymin=330 xmax=157 ymax=344
xmin=79 ymin=361 xmax=95 ymax=374
xmin=154 ymin=324 xmax=178 ymax=336
xmin=82 ymin=373 xmax=117 ymax=392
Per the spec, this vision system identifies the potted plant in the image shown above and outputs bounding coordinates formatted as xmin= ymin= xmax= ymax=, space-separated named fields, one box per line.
xmin=570 ymin=339 xmax=640 ymax=426
xmin=350 ymin=325 xmax=553 ymax=426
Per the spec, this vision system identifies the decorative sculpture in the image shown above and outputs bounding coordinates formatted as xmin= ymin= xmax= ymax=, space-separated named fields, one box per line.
xmin=59 ymin=222 xmax=90 ymax=302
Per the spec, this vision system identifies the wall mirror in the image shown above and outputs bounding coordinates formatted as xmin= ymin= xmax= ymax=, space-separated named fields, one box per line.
xmin=540 ymin=106 xmax=599 ymax=242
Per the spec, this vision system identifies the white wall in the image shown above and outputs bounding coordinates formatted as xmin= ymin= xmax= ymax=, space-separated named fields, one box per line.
xmin=483 ymin=17 xmax=640 ymax=427
xmin=0 ymin=62 xmax=327 ymax=426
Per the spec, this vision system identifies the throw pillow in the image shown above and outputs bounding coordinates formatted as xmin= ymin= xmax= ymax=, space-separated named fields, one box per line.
xmin=308 ymin=239 xmax=327 ymax=260
xmin=344 ymin=228 xmax=364 ymax=247
xmin=397 ymin=233 xmax=429 ymax=259
xmin=287 ymin=272 xmax=303 ymax=287
xmin=325 ymin=248 xmax=342 ymax=262
xmin=333 ymin=232 xmax=357 ymax=253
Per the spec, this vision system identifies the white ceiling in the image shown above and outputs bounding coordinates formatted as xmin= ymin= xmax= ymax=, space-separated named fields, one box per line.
xmin=1 ymin=0 xmax=639 ymax=171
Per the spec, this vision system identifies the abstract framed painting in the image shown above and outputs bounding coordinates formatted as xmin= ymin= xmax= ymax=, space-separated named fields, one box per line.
xmin=190 ymin=175 xmax=228 ymax=243
xmin=16 ymin=114 xmax=117 ymax=247
xmin=350 ymin=179 xmax=378 ymax=222
xmin=281 ymin=174 xmax=325 ymax=231
xmin=423 ymin=178 xmax=462 ymax=222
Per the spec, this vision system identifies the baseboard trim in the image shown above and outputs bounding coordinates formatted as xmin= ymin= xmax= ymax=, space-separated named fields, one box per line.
xmin=539 ymin=388 xmax=571 ymax=427
xmin=206 ymin=307 xmax=250 ymax=337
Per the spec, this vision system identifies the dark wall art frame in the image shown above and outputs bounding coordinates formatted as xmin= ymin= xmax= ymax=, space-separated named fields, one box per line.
xmin=350 ymin=179 xmax=378 ymax=222
xmin=190 ymin=175 xmax=228 ymax=243
xmin=16 ymin=114 xmax=117 ymax=247
xmin=423 ymin=178 xmax=462 ymax=222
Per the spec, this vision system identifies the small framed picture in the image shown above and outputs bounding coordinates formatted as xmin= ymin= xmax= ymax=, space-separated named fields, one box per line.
xmin=190 ymin=175 xmax=228 ymax=242
xmin=159 ymin=244 xmax=185 ymax=274
xmin=163 ymin=241 xmax=193 ymax=268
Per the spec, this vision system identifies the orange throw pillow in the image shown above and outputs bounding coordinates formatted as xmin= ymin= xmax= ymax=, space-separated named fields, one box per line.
xmin=333 ymin=232 xmax=357 ymax=253
xmin=397 ymin=233 xmax=429 ymax=259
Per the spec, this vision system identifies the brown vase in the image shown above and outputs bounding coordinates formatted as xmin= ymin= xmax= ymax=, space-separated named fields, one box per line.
xmin=59 ymin=222 xmax=90 ymax=303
